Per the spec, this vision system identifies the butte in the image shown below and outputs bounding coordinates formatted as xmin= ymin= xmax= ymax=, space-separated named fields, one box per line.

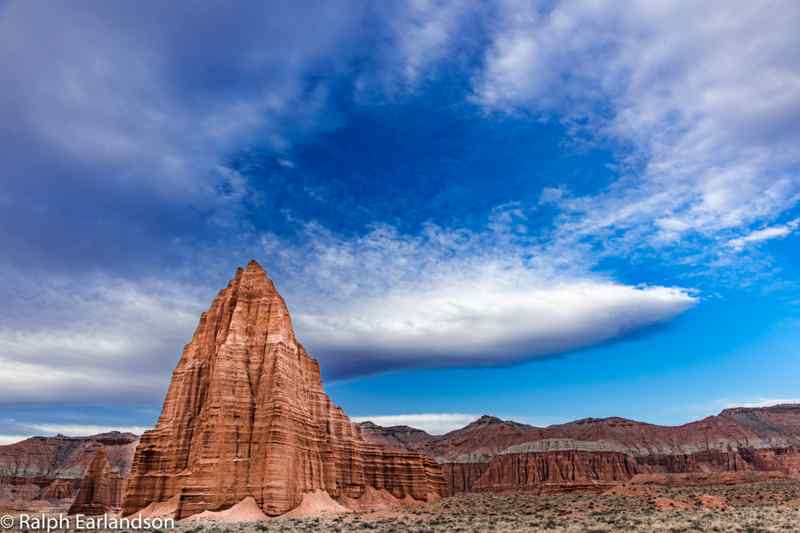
xmin=122 ymin=260 xmax=444 ymax=519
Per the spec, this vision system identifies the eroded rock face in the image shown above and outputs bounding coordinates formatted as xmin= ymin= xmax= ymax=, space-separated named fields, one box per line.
xmin=445 ymin=446 xmax=800 ymax=495
xmin=122 ymin=261 xmax=444 ymax=519
xmin=0 ymin=432 xmax=138 ymax=509
xmin=441 ymin=462 xmax=490 ymax=495
xmin=472 ymin=451 xmax=642 ymax=492
xmin=68 ymin=448 xmax=125 ymax=515
xmin=748 ymin=447 xmax=800 ymax=475
xmin=640 ymin=447 xmax=800 ymax=475
xmin=366 ymin=406 xmax=800 ymax=495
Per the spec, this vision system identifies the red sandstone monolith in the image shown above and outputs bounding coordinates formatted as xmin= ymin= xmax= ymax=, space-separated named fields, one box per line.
xmin=122 ymin=261 xmax=443 ymax=518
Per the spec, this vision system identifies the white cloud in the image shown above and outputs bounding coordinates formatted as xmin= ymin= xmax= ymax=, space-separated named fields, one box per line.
xmin=3 ymin=1 xmax=762 ymax=402
xmin=390 ymin=0 xmax=471 ymax=84
xmin=0 ymin=2 xmax=363 ymax=198
xmin=351 ymin=413 xmax=478 ymax=434
xmin=0 ymin=273 xmax=205 ymax=403
xmin=727 ymin=219 xmax=800 ymax=251
xmin=0 ymin=212 xmax=698 ymax=402
xmin=263 ymin=221 xmax=697 ymax=379
xmin=299 ymin=272 xmax=695 ymax=376
xmin=355 ymin=0 xmax=476 ymax=95
xmin=473 ymin=0 xmax=800 ymax=259
xmin=0 ymin=436 xmax=30 ymax=446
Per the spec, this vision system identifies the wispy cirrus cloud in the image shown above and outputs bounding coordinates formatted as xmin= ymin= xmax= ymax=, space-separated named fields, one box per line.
xmin=380 ymin=0 xmax=476 ymax=87
xmin=0 ymin=272 xmax=205 ymax=403
xmin=727 ymin=219 xmax=800 ymax=251
xmin=0 ymin=1 xmax=369 ymax=275
xmin=0 ymin=0 xmax=794 ymax=407
xmin=473 ymin=0 xmax=800 ymax=260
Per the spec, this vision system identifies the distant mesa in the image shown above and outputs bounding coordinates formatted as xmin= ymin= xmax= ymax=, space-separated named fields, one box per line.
xmin=360 ymin=404 xmax=800 ymax=495
xmin=0 ymin=432 xmax=137 ymax=512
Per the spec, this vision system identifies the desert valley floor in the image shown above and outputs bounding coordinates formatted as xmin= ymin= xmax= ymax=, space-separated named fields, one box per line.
xmin=4 ymin=479 xmax=800 ymax=532
xmin=146 ymin=479 xmax=800 ymax=532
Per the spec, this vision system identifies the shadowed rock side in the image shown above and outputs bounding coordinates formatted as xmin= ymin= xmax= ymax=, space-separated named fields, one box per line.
xmin=442 ymin=462 xmax=490 ymax=495
xmin=0 ymin=432 xmax=138 ymax=509
xmin=122 ymin=261 xmax=444 ymax=519
xmin=361 ymin=406 xmax=800 ymax=495
xmin=67 ymin=448 xmax=125 ymax=515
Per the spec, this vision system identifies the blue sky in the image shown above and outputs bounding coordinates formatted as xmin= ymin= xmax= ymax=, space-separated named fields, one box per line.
xmin=1 ymin=0 xmax=799 ymax=441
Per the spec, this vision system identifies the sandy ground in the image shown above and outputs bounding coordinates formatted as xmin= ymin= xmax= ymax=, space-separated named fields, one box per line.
xmin=4 ymin=480 xmax=800 ymax=532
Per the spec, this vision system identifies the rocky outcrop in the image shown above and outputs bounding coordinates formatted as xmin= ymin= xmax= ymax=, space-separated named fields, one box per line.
xmin=639 ymin=447 xmax=800 ymax=475
xmin=449 ymin=445 xmax=800 ymax=495
xmin=441 ymin=462 xmax=490 ymax=495
xmin=0 ymin=432 xmax=138 ymax=509
xmin=472 ymin=450 xmax=642 ymax=492
xmin=122 ymin=261 xmax=444 ymax=519
xmin=746 ymin=447 xmax=800 ymax=475
xmin=366 ymin=405 xmax=800 ymax=495
xmin=68 ymin=448 xmax=125 ymax=515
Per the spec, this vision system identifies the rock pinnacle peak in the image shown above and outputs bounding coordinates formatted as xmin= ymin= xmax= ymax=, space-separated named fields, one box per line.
xmin=245 ymin=259 xmax=266 ymax=272
xmin=122 ymin=260 xmax=444 ymax=518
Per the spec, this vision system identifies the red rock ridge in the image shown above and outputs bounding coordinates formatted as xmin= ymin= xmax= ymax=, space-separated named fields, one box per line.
xmin=363 ymin=406 xmax=800 ymax=495
xmin=122 ymin=261 xmax=444 ymax=519
xmin=365 ymin=406 xmax=800 ymax=462
xmin=472 ymin=450 xmax=642 ymax=492
xmin=0 ymin=432 xmax=138 ymax=509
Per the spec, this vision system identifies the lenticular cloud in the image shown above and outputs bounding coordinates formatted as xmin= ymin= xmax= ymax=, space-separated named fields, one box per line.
xmin=296 ymin=267 xmax=698 ymax=379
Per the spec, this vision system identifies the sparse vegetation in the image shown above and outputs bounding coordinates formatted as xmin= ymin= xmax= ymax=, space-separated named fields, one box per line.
xmin=4 ymin=480 xmax=800 ymax=532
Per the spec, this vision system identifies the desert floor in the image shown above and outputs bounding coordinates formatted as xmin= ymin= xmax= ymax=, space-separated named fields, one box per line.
xmin=6 ymin=480 xmax=800 ymax=532
xmin=184 ymin=480 xmax=800 ymax=533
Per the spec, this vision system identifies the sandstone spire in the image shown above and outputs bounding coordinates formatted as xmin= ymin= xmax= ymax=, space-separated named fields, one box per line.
xmin=68 ymin=448 xmax=125 ymax=515
xmin=122 ymin=261 xmax=443 ymax=518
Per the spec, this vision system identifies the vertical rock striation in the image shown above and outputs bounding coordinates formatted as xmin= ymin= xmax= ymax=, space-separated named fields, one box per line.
xmin=441 ymin=462 xmax=490 ymax=495
xmin=472 ymin=450 xmax=642 ymax=492
xmin=122 ymin=261 xmax=443 ymax=519
xmin=364 ymin=408 xmax=800 ymax=495
xmin=68 ymin=448 xmax=125 ymax=515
